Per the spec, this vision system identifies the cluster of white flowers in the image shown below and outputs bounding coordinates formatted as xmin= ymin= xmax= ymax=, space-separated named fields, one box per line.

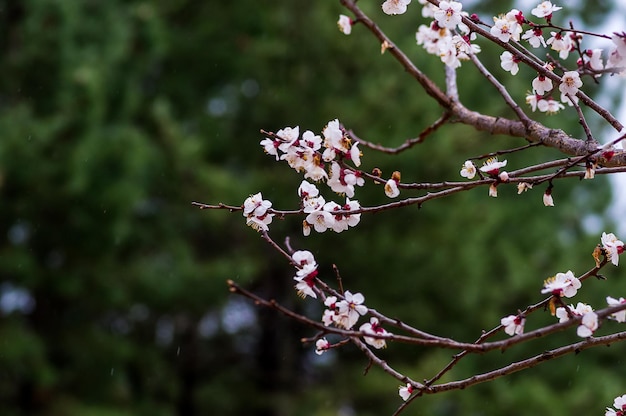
xmin=292 ymin=250 xmax=320 ymax=299
xmin=318 ymin=292 xmax=389 ymax=351
xmin=298 ymin=180 xmax=361 ymax=236
xmin=322 ymin=291 xmax=368 ymax=330
xmin=555 ymin=302 xmax=598 ymax=337
xmin=260 ymin=120 xmax=361 ymax=184
xmin=251 ymin=120 xmax=368 ymax=233
xmin=498 ymin=232 xmax=626 ymax=341
xmin=413 ymin=1 xmax=482 ymax=69
xmin=242 ymin=192 xmax=275 ymax=232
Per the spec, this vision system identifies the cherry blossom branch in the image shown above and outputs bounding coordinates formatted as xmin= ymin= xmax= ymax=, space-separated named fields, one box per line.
xmin=426 ymin=330 xmax=626 ymax=394
xmin=467 ymin=51 xmax=531 ymax=124
xmin=345 ymin=112 xmax=451 ymax=154
xmin=341 ymin=0 xmax=626 ymax=165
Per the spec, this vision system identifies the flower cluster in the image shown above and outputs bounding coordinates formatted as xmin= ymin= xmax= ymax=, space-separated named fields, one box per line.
xmin=322 ymin=291 xmax=368 ymax=330
xmin=260 ymin=120 xmax=362 ymax=185
xmin=242 ymin=192 xmax=275 ymax=232
xmin=555 ymin=302 xmax=598 ymax=337
xmin=415 ymin=1 xmax=482 ymax=69
xmin=292 ymin=250 xmax=319 ymax=298
xmin=299 ymin=180 xmax=361 ymax=236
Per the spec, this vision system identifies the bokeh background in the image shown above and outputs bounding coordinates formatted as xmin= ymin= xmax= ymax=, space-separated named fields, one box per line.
xmin=1 ymin=0 xmax=625 ymax=415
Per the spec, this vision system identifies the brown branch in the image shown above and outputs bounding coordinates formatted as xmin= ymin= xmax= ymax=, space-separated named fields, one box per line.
xmin=346 ymin=112 xmax=451 ymax=154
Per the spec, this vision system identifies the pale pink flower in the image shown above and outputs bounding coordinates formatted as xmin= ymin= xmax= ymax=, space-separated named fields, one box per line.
xmin=501 ymin=314 xmax=525 ymax=336
xmin=558 ymin=71 xmax=582 ymax=96
xmin=541 ymin=270 xmax=580 ymax=298
xmin=500 ymin=51 xmax=519 ymax=75
xmin=537 ymin=98 xmax=564 ymax=114
xmin=488 ymin=183 xmax=498 ymax=198
xmin=606 ymin=296 xmax=626 ymax=323
xmin=337 ymin=15 xmax=352 ymax=35
xmin=547 ymin=31 xmax=573 ymax=59
xmin=399 ymin=383 xmax=414 ymax=401
xmin=531 ymin=1 xmax=562 ymax=19
xmin=382 ymin=0 xmax=411 ymax=15
xmin=315 ymin=338 xmax=330 ymax=355
xmin=577 ymin=311 xmax=598 ymax=338
xmin=434 ymin=1 xmax=463 ymax=30
xmin=601 ymin=232 xmax=625 ymax=266
xmin=460 ymin=160 xmax=476 ymax=179
xmin=360 ymin=317 xmax=389 ymax=349
xmin=522 ymin=28 xmax=546 ymax=48
xmin=532 ymin=75 xmax=553 ymax=95
xmin=479 ymin=157 xmax=507 ymax=176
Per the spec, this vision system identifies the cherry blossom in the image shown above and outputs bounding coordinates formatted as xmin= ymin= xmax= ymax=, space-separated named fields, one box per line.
xmin=606 ymin=296 xmax=626 ymax=323
xmin=488 ymin=183 xmax=498 ymax=198
xmin=315 ymin=338 xmax=330 ymax=355
xmin=384 ymin=178 xmax=400 ymax=198
xmin=292 ymin=250 xmax=319 ymax=298
xmin=337 ymin=15 xmax=352 ymax=35
xmin=583 ymin=162 xmax=596 ymax=179
xmin=577 ymin=311 xmax=598 ymax=338
xmin=606 ymin=394 xmax=626 ymax=416
xmin=558 ymin=71 xmax=582 ymax=96
xmin=294 ymin=263 xmax=318 ymax=299
xmin=382 ymin=0 xmax=411 ymax=16
xmin=323 ymin=198 xmax=361 ymax=233
xmin=555 ymin=302 xmax=593 ymax=323
xmin=517 ymin=182 xmax=533 ymax=194
xmin=327 ymin=162 xmax=364 ymax=198
xmin=416 ymin=22 xmax=450 ymax=56
xmin=542 ymin=190 xmax=555 ymax=206
xmin=243 ymin=192 xmax=275 ymax=232
xmin=398 ymin=383 xmax=414 ymax=401
xmin=490 ymin=13 xmax=522 ymax=43
xmin=526 ymin=93 xmax=540 ymax=111
xmin=601 ymin=232 xmax=625 ymax=266
xmin=418 ymin=0 xmax=437 ymax=18
xmin=537 ymin=98 xmax=564 ymax=114
xmin=501 ymin=314 xmax=525 ymax=336
xmin=322 ymin=296 xmax=338 ymax=326
xmin=385 ymin=171 xmax=401 ymax=198
xmin=584 ymin=48 xmax=604 ymax=71
xmin=298 ymin=180 xmax=320 ymax=199
xmin=360 ymin=317 xmax=389 ymax=349
xmin=541 ymin=270 xmax=580 ymax=298
xmin=335 ymin=291 xmax=367 ymax=329
xmin=500 ymin=51 xmax=519 ymax=75
xmin=260 ymin=136 xmax=281 ymax=160
xmin=304 ymin=208 xmax=335 ymax=234
xmin=532 ymin=74 xmax=553 ymax=96
xmin=460 ymin=160 xmax=476 ymax=179
xmin=530 ymin=1 xmax=562 ymax=19
xmin=522 ymin=28 xmax=546 ymax=48
xmin=434 ymin=1 xmax=463 ymax=30
xmin=479 ymin=157 xmax=507 ymax=176
xmin=546 ymin=31 xmax=573 ymax=60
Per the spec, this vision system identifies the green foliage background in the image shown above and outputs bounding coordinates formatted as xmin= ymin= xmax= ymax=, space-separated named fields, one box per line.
xmin=0 ymin=0 xmax=623 ymax=415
